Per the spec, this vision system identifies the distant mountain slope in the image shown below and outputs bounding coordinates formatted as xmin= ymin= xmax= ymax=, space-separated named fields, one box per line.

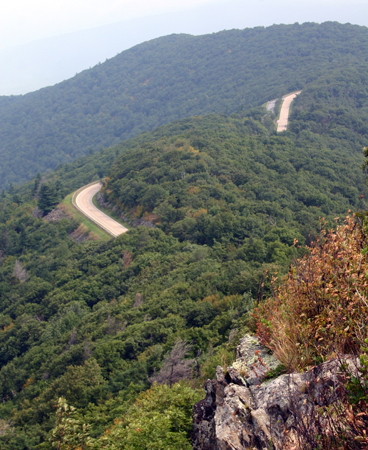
xmin=1 ymin=21 xmax=368 ymax=189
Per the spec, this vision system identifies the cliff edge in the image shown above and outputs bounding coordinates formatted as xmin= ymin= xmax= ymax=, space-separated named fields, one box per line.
xmin=193 ymin=334 xmax=359 ymax=450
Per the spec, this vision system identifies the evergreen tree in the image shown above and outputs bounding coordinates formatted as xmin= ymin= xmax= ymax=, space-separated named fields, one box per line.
xmin=38 ymin=183 xmax=58 ymax=215
xmin=12 ymin=193 xmax=21 ymax=204
xmin=33 ymin=172 xmax=42 ymax=195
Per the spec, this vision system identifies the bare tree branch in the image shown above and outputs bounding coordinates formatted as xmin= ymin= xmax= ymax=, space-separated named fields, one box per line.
xmin=13 ymin=260 xmax=29 ymax=283
xmin=149 ymin=338 xmax=194 ymax=386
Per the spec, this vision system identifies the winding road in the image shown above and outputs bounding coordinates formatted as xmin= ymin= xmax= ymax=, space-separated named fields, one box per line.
xmin=73 ymin=181 xmax=128 ymax=238
xmin=277 ymin=91 xmax=302 ymax=132
xmin=74 ymin=92 xmax=302 ymax=236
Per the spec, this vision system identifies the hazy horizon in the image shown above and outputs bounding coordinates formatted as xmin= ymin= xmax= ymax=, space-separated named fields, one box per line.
xmin=1 ymin=0 xmax=368 ymax=96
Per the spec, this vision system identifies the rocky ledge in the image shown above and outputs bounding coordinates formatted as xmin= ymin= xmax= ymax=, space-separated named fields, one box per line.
xmin=193 ymin=334 xmax=359 ymax=450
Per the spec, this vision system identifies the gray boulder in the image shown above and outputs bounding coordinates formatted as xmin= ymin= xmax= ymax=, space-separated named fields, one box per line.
xmin=193 ymin=333 xmax=358 ymax=450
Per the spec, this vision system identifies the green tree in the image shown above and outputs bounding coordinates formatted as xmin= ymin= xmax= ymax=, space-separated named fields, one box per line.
xmin=98 ymin=382 xmax=202 ymax=450
xmin=49 ymin=398 xmax=94 ymax=450
xmin=33 ymin=172 xmax=42 ymax=195
xmin=38 ymin=183 xmax=58 ymax=215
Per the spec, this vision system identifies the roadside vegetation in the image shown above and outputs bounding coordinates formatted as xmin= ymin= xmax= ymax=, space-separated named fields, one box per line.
xmin=61 ymin=192 xmax=111 ymax=241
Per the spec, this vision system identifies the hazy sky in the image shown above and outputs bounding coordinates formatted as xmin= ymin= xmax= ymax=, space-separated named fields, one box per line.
xmin=1 ymin=0 xmax=368 ymax=95
xmin=2 ymin=0 xmax=367 ymax=50
xmin=1 ymin=0 xmax=215 ymax=49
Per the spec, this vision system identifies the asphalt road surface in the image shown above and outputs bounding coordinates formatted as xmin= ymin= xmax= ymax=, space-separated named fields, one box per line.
xmin=277 ymin=91 xmax=302 ymax=132
xmin=74 ymin=182 xmax=128 ymax=237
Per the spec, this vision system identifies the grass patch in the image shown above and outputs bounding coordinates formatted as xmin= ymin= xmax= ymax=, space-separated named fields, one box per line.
xmin=264 ymin=364 xmax=286 ymax=381
xmin=61 ymin=193 xmax=111 ymax=241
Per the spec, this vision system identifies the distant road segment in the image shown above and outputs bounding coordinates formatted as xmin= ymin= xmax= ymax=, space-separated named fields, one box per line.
xmin=73 ymin=181 xmax=128 ymax=238
xmin=277 ymin=91 xmax=302 ymax=132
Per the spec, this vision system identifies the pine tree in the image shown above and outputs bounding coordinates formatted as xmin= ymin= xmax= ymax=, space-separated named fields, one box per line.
xmin=33 ymin=172 xmax=42 ymax=195
xmin=38 ymin=184 xmax=58 ymax=215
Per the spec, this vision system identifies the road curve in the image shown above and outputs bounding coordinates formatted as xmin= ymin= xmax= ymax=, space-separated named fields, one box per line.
xmin=277 ymin=91 xmax=302 ymax=132
xmin=73 ymin=181 xmax=128 ymax=238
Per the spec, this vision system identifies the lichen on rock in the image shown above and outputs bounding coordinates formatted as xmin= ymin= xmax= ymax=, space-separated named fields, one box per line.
xmin=193 ymin=333 xmax=359 ymax=450
xmin=230 ymin=334 xmax=281 ymax=386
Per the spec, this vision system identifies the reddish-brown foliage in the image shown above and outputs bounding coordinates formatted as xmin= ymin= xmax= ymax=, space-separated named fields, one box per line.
xmin=122 ymin=250 xmax=133 ymax=269
xmin=254 ymin=214 xmax=368 ymax=448
xmin=254 ymin=214 xmax=368 ymax=371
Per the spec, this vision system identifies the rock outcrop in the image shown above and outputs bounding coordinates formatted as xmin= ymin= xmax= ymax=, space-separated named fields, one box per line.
xmin=193 ymin=334 xmax=359 ymax=450
xmin=44 ymin=207 xmax=66 ymax=222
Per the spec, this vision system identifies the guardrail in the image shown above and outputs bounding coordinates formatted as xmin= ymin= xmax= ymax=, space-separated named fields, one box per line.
xmin=71 ymin=180 xmax=117 ymax=238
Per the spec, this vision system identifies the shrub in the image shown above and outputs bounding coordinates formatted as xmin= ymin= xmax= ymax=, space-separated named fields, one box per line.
xmin=254 ymin=213 xmax=368 ymax=449
xmin=254 ymin=214 xmax=368 ymax=372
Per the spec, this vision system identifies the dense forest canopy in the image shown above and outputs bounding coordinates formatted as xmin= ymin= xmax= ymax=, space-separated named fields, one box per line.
xmin=1 ymin=22 xmax=368 ymax=188
xmin=103 ymin=114 xmax=365 ymax=249
xmin=23 ymin=65 xmax=368 ymax=206
xmin=1 ymin=57 xmax=368 ymax=446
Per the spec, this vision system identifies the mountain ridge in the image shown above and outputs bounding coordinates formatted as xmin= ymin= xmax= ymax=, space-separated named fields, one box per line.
xmin=1 ymin=22 xmax=368 ymax=189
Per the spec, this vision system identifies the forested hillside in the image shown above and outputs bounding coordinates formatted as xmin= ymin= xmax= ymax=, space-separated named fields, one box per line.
xmin=102 ymin=68 xmax=368 ymax=244
xmin=1 ymin=61 xmax=368 ymax=446
xmin=1 ymin=21 xmax=368 ymax=188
